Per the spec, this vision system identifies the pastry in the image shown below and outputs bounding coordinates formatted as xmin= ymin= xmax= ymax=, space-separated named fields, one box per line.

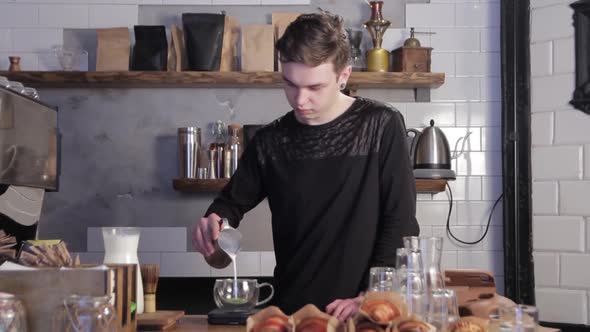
xmin=297 ymin=316 xmax=329 ymax=332
xmin=361 ymin=300 xmax=401 ymax=324
xmin=451 ymin=319 xmax=485 ymax=332
xmin=356 ymin=320 xmax=387 ymax=332
xmin=251 ymin=314 xmax=291 ymax=332
xmin=397 ymin=320 xmax=430 ymax=332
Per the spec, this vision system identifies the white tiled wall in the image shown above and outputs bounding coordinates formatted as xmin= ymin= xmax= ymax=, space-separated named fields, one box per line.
xmin=392 ymin=1 xmax=505 ymax=293
xmin=531 ymin=1 xmax=590 ymax=325
xmin=0 ymin=0 xmax=310 ymax=70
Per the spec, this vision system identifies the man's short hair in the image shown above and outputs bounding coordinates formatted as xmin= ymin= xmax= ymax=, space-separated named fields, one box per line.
xmin=275 ymin=12 xmax=351 ymax=74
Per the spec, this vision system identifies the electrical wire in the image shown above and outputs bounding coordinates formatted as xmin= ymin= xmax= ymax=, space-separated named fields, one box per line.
xmin=445 ymin=182 xmax=504 ymax=245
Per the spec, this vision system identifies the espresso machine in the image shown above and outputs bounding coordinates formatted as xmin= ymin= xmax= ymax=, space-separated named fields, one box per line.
xmin=0 ymin=85 xmax=60 ymax=248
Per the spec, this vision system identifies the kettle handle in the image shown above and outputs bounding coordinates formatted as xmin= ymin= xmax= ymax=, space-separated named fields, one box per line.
xmin=406 ymin=128 xmax=421 ymax=163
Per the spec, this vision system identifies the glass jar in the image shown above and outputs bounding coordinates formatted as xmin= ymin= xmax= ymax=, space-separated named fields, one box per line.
xmin=53 ymin=295 xmax=117 ymax=332
xmin=0 ymin=292 xmax=27 ymax=332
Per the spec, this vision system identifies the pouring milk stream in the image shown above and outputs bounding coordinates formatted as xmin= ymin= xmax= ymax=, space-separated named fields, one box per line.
xmin=217 ymin=218 xmax=243 ymax=301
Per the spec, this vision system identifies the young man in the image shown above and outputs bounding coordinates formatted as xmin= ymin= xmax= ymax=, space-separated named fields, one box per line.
xmin=193 ymin=12 xmax=419 ymax=320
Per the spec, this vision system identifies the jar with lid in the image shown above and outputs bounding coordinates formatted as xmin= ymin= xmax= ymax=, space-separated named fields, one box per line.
xmin=53 ymin=295 xmax=117 ymax=332
xmin=0 ymin=292 xmax=27 ymax=332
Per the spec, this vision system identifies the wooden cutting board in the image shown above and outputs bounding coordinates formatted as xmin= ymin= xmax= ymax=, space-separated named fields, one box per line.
xmin=137 ymin=311 xmax=185 ymax=331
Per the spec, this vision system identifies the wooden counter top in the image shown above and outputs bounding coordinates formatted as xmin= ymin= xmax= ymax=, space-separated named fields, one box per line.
xmin=171 ymin=315 xmax=244 ymax=331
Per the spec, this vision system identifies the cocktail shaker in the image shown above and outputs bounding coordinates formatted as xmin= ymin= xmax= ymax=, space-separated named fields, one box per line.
xmin=178 ymin=127 xmax=201 ymax=178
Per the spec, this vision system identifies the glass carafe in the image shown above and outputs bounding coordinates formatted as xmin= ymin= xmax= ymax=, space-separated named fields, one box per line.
xmin=419 ymin=236 xmax=445 ymax=293
xmin=102 ymin=227 xmax=143 ymax=314
xmin=53 ymin=295 xmax=116 ymax=332
xmin=346 ymin=28 xmax=365 ymax=71
xmin=401 ymin=236 xmax=426 ymax=319
xmin=0 ymin=292 xmax=27 ymax=332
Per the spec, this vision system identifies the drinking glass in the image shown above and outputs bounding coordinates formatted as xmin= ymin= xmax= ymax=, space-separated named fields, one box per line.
xmin=427 ymin=288 xmax=459 ymax=331
xmin=0 ymin=292 xmax=27 ymax=332
xmin=368 ymin=266 xmax=398 ymax=292
xmin=213 ymin=279 xmax=274 ymax=312
xmin=500 ymin=305 xmax=538 ymax=332
xmin=53 ymin=295 xmax=116 ymax=332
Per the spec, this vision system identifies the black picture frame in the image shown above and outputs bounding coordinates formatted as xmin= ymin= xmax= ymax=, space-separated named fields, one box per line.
xmin=570 ymin=0 xmax=590 ymax=114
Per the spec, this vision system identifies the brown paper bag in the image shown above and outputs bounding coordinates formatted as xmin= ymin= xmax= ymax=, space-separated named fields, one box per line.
xmin=272 ymin=12 xmax=300 ymax=71
xmin=168 ymin=25 xmax=185 ymax=72
xmin=241 ymin=24 xmax=274 ymax=72
xmin=246 ymin=306 xmax=292 ymax=332
xmin=220 ymin=15 xmax=239 ymax=72
xmin=96 ymin=27 xmax=130 ymax=71
xmin=291 ymin=304 xmax=345 ymax=332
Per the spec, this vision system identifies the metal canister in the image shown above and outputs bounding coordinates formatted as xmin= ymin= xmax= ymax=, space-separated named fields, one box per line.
xmin=177 ymin=127 xmax=201 ymax=178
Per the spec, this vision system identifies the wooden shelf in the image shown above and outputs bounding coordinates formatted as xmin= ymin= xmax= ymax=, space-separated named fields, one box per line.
xmin=173 ymin=178 xmax=448 ymax=194
xmin=0 ymin=71 xmax=445 ymax=89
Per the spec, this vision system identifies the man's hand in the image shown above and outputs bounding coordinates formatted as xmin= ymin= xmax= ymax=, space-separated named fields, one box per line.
xmin=192 ymin=213 xmax=222 ymax=257
xmin=325 ymin=293 xmax=365 ymax=321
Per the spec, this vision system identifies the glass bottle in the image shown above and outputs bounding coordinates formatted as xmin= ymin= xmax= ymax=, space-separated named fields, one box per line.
xmin=0 ymin=292 xmax=27 ymax=332
xmin=228 ymin=126 xmax=241 ymax=175
xmin=209 ymin=120 xmax=227 ymax=179
xmin=346 ymin=28 xmax=365 ymax=72
xmin=53 ymin=295 xmax=117 ymax=332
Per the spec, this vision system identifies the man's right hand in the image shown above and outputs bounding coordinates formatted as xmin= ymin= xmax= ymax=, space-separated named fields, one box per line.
xmin=192 ymin=213 xmax=223 ymax=257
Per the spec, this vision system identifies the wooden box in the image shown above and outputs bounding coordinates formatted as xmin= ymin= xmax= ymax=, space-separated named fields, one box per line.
xmin=391 ymin=46 xmax=432 ymax=72
xmin=0 ymin=264 xmax=137 ymax=332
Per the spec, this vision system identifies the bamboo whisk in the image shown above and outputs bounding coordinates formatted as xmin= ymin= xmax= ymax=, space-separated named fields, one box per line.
xmin=141 ymin=264 xmax=160 ymax=313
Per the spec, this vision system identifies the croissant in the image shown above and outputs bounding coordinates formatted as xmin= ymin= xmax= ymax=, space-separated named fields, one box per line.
xmin=251 ymin=314 xmax=291 ymax=332
xmin=451 ymin=320 xmax=485 ymax=332
xmin=297 ymin=316 xmax=329 ymax=332
xmin=397 ymin=320 xmax=430 ymax=332
xmin=356 ymin=320 xmax=387 ymax=332
xmin=361 ymin=300 xmax=401 ymax=324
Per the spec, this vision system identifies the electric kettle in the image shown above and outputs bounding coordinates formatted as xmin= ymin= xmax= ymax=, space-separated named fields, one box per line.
xmin=407 ymin=120 xmax=468 ymax=180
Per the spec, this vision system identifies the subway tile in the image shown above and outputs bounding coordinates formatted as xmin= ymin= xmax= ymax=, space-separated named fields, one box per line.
xmin=416 ymin=202 xmax=457 ymax=226
xmin=419 ymin=226 xmax=433 ymax=237
xmin=560 ymin=181 xmax=590 ymax=215
xmin=531 ymin=5 xmax=574 ymax=42
xmin=405 ymin=4 xmax=455 ymax=28
xmin=456 ymin=151 xmax=502 ymax=176
xmin=431 ymin=77 xmax=480 ymax=102
xmin=481 ymin=27 xmax=500 ymax=52
xmin=405 ymin=103 xmax=455 ymax=128
xmin=531 ymin=112 xmax=554 ymax=146
xmin=432 ymin=226 xmax=484 ymax=251
xmin=482 ymin=226 xmax=503 ymax=251
xmin=11 ymin=28 xmax=62 ymax=53
xmin=532 ymin=181 xmax=559 ymax=215
xmin=531 ymin=74 xmax=575 ymax=112
xmin=530 ymin=41 xmax=553 ymax=77
xmin=554 ymin=37 xmax=574 ymax=74
xmin=261 ymin=0 xmax=309 ymax=4
xmin=481 ymin=127 xmax=501 ymax=152
xmin=138 ymin=252 xmax=161 ymax=265
xmin=455 ymin=53 xmax=500 ymax=77
xmin=432 ymin=176 xmax=482 ymax=201
xmin=89 ymin=5 xmax=138 ymax=28
xmin=455 ymin=3 xmax=500 ymax=28
xmin=533 ymin=216 xmax=585 ymax=252
xmin=536 ymin=288 xmax=588 ymax=324
xmin=455 ymin=102 xmax=501 ymax=127
xmin=162 ymin=0 xmax=211 ymax=3
xmin=431 ymin=52 xmax=454 ymax=77
xmin=456 ymin=201 xmax=503 ymax=227
xmin=212 ymin=0 xmax=260 ymax=4
xmin=138 ymin=227 xmax=186 ymax=252
xmin=554 ymin=110 xmax=590 ymax=144
xmin=416 ymin=193 xmax=433 ymax=201
xmin=587 ymin=218 xmax=590 ymax=253
xmin=431 ymin=28 xmax=480 ymax=52
xmin=533 ymin=252 xmax=559 ymax=287
xmin=482 ymin=176 xmax=502 ymax=201
xmin=211 ymin=252 xmax=261 ymax=277
xmin=441 ymin=251 xmax=457 ymax=270
xmin=586 ymin=145 xmax=590 ymax=180
xmin=39 ymin=4 xmax=88 ymax=28
xmin=480 ymin=77 xmax=501 ymax=102
xmin=260 ymin=251 xmax=275 ymax=277
xmin=0 ymin=29 xmax=9 ymax=51
xmin=532 ymin=0 xmax=577 ymax=9
xmin=441 ymin=127 xmax=482 ymax=152
xmin=561 ymin=254 xmax=590 ymax=288
xmin=161 ymin=252 xmax=211 ymax=277
xmin=0 ymin=4 xmax=39 ymax=28
xmin=457 ymin=251 xmax=503 ymax=276
xmin=531 ymin=146 xmax=582 ymax=180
